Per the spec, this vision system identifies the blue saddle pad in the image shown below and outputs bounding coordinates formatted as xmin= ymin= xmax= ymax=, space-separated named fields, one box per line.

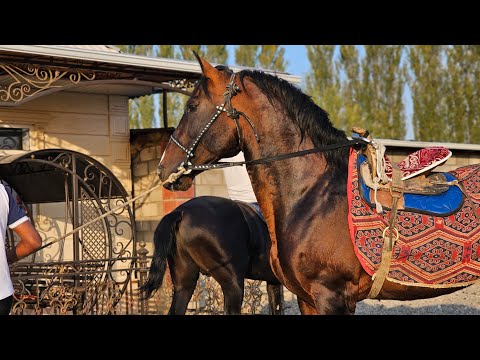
xmin=357 ymin=154 xmax=464 ymax=216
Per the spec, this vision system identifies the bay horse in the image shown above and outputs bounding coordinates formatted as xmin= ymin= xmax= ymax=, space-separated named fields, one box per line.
xmin=139 ymin=195 xmax=283 ymax=315
xmin=156 ymin=54 xmax=479 ymax=314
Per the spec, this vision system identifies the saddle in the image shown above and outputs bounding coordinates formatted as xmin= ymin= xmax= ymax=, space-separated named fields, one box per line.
xmin=353 ymin=127 xmax=458 ymax=214
xmin=351 ymin=127 xmax=462 ymax=299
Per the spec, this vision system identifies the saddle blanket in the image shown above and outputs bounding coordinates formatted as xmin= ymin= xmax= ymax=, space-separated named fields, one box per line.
xmin=347 ymin=149 xmax=480 ymax=287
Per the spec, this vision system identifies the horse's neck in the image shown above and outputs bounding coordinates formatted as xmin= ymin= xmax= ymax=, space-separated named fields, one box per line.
xmin=244 ymin=113 xmax=330 ymax=226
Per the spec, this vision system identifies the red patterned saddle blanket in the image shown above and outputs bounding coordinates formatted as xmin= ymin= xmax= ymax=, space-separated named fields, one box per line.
xmin=347 ymin=149 xmax=480 ymax=287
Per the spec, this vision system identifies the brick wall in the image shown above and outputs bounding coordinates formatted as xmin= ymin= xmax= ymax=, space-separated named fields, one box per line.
xmin=130 ymin=128 xmax=198 ymax=254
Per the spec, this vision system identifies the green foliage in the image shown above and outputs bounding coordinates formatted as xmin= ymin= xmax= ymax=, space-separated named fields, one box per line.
xmin=445 ymin=45 xmax=480 ymax=143
xmin=177 ymin=45 xmax=228 ymax=63
xmin=257 ymin=45 xmax=287 ymax=72
xmin=235 ymin=45 xmax=259 ymax=67
xmin=306 ymin=45 xmax=406 ymax=139
xmin=408 ymin=45 xmax=447 ymax=142
xmin=361 ymin=45 xmax=405 ymax=139
xmin=117 ymin=45 xmax=157 ymax=129
xmin=337 ymin=45 xmax=362 ymax=132
xmin=235 ymin=45 xmax=287 ymax=71
xmin=305 ymin=45 xmax=342 ymax=128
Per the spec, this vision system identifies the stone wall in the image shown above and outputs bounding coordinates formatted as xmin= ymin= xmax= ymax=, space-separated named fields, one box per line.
xmin=130 ymin=128 xmax=194 ymax=254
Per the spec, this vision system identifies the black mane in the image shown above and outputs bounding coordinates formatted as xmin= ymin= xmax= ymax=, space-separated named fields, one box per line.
xmin=238 ymin=69 xmax=349 ymax=167
xmin=197 ymin=66 xmax=349 ymax=168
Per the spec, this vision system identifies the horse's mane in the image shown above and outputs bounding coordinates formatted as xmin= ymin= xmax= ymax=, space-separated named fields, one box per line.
xmin=237 ymin=69 xmax=349 ymax=167
xmin=199 ymin=65 xmax=349 ymax=168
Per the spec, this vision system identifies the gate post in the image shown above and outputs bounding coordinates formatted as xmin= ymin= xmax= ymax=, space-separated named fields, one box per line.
xmin=137 ymin=241 xmax=149 ymax=315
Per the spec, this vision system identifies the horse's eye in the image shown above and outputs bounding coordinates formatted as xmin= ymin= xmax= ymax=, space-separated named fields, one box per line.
xmin=186 ymin=103 xmax=198 ymax=113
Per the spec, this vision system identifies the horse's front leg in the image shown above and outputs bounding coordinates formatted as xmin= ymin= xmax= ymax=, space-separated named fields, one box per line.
xmin=309 ymin=278 xmax=358 ymax=315
xmin=297 ymin=298 xmax=317 ymax=315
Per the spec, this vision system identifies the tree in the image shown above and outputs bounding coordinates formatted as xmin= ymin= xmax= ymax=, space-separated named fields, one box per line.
xmin=158 ymin=45 xmax=180 ymax=128
xmin=305 ymin=45 xmax=342 ymax=128
xmin=235 ymin=45 xmax=259 ymax=67
xmin=234 ymin=45 xmax=287 ymax=71
xmin=337 ymin=45 xmax=362 ymax=132
xmin=408 ymin=46 xmax=448 ymax=142
xmin=361 ymin=45 xmax=406 ymax=139
xmin=206 ymin=46 xmax=228 ymax=64
xmin=178 ymin=45 xmax=228 ymax=64
xmin=257 ymin=45 xmax=287 ymax=72
xmin=117 ymin=45 xmax=157 ymax=129
xmin=445 ymin=45 xmax=480 ymax=144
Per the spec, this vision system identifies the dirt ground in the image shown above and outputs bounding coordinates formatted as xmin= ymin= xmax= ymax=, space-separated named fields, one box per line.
xmin=281 ymin=282 xmax=480 ymax=315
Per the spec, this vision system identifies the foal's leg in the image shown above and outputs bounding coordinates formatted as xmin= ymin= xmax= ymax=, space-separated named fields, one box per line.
xmin=220 ymin=279 xmax=244 ymax=315
xmin=266 ymin=283 xmax=284 ymax=315
xmin=210 ymin=265 xmax=245 ymax=315
xmin=168 ymin=256 xmax=200 ymax=315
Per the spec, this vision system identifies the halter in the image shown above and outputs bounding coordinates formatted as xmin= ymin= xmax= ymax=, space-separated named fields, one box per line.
xmin=169 ymin=72 xmax=259 ymax=173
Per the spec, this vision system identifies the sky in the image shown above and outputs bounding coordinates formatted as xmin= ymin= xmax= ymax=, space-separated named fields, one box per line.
xmin=226 ymin=45 xmax=309 ymax=78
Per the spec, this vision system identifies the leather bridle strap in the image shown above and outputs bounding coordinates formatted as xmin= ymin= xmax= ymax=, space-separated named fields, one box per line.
xmin=169 ymin=72 xmax=259 ymax=172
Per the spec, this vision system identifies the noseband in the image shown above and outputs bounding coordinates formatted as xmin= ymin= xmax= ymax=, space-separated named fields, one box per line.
xmin=169 ymin=72 xmax=259 ymax=173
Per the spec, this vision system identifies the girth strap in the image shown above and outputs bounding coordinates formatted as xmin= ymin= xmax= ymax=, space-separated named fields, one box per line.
xmin=367 ymin=165 xmax=403 ymax=299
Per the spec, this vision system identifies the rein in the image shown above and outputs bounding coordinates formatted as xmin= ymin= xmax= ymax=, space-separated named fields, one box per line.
xmin=184 ymin=138 xmax=369 ymax=171
xmin=168 ymin=70 xmax=370 ymax=174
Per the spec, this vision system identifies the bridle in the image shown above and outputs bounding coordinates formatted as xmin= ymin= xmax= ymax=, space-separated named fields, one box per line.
xmin=165 ymin=71 xmax=370 ymax=175
xmin=169 ymin=72 xmax=259 ymax=174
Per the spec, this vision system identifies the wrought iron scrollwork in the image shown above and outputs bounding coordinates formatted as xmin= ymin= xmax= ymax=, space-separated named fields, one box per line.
xmin=0 ymin=63 xmax=96 ymax=103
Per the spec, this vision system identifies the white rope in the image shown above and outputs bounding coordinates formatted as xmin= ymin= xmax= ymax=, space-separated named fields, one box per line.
xmin=31 ymin=167 xmax=187 ymax=254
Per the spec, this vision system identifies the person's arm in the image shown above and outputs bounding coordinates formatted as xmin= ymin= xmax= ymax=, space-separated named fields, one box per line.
xmin=6 ymin=220 xmax=42 ymax=264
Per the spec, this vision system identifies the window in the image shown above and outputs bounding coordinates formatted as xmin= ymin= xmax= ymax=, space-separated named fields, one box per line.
xmin=0 ymin=128 xmax=29 ymax=150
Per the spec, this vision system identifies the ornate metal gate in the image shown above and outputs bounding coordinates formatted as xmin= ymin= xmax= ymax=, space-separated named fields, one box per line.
xmin=0 ymin=149 xmax=136 ymax=314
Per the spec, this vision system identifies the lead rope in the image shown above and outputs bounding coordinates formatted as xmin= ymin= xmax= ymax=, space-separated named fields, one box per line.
xmin=29 ymin=167 xmax=187 ymax=255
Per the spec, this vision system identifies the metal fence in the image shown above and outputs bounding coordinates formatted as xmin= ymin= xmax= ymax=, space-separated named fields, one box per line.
xmin=9 ymin=250 xmax=278 ymax=315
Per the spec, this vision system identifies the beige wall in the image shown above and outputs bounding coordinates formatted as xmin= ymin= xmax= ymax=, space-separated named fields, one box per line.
xmin=1 ymin=91 xmax=132 ymax=263
xmin=0 ymin=91 xmax=132 ymax=192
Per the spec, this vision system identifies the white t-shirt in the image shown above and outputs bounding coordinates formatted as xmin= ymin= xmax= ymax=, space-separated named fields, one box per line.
xmin=0 ymin=182 xmax=29 ymax=300
xmin=222 ymin=152 xmax=258 ymax=203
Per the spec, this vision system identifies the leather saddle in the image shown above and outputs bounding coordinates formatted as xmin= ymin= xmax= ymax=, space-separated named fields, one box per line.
xmin=353 ymin=128 xmax=463 ymax=216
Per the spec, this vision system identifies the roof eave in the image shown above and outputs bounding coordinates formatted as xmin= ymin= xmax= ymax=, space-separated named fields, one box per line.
xmin=0 ymin=45 xmax=302 ymax=85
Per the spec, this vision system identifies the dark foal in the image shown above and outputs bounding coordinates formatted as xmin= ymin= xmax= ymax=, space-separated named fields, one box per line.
xmin=139 ymin=196 xmax=283 ymax=315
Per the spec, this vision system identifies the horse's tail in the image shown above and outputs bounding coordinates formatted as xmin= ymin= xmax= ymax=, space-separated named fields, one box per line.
xmin=138 ymin=210 xmax=182 ymax=300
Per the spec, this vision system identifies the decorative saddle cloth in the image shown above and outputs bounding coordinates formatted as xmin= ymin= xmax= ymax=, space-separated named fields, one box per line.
xmin=348 ymin=149 xmax=480 ymax=287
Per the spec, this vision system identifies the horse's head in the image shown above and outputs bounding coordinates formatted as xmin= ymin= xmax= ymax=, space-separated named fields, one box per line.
xmin=158 ymin=53 xmax=248 ymax=191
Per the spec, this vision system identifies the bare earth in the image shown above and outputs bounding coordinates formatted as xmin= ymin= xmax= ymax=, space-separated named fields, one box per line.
xmin=281 ymin=282 xmax=480 ymax=315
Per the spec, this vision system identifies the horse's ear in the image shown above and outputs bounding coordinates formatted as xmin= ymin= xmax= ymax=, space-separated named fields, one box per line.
xmin=193 ymin=51 xmax=222 ymax=84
